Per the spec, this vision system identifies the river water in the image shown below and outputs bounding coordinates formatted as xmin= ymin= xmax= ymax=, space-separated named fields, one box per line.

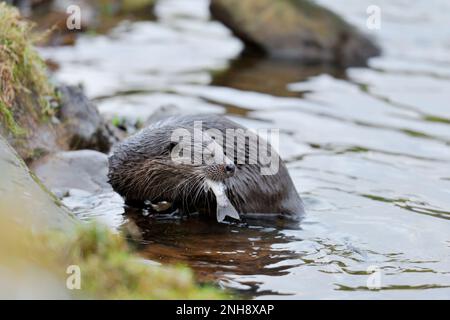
xmin=40 ymin=0 xmax=450 ymax=299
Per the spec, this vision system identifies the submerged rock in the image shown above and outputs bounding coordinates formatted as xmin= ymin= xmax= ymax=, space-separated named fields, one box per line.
xmin=210 ymin=0 xmax=380 ymax=66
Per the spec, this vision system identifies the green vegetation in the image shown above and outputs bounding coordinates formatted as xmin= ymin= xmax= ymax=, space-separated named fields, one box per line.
xmin=111 ymin=115 xmax=125 ymax=128
xmin=0 ymin=212 xmax=227 ymax=299
xmin=119 ymin=0 xmax=156 ymax=14
xmin=56 ymin=223 xmax=229 ymax=299
xmin=0 ymin=3 xmax=57 ymax=136
xmin=94 ymin=0 xmax=156 ymax=32
xmin=0 ymin=100 xmax=23 ymax=135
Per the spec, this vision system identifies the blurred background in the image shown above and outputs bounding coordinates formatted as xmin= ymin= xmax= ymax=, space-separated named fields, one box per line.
xmin=1 ymin=0 xmax=450 ymax=299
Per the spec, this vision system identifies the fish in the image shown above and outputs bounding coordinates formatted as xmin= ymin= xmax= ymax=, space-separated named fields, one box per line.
xmin=205 ymin=179 xmax=240 ymax=223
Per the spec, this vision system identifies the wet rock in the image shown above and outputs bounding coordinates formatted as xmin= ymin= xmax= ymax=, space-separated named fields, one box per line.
xmin=57 ymin=85 xmax=120 ymax=153
xmin=210 ymin=0 xmax=380 ymax=67
xmin=31 ymin=149 xmax=112 ymax=194
xmin=31 ymin=149 xmax=126 ymax=229
xmin=0 ymin=135 xmax=75 ymax=230
xmin=212 ymin=55 xmax=344 ymax=97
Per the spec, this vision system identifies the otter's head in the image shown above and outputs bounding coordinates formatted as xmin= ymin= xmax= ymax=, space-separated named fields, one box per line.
xmin=109 ymin=123 xmax=235 ymax=214
xmin=169 ymin=127 xmax=236 ymax=182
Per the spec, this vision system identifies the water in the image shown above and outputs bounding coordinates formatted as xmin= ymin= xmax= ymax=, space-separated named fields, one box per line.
xmin=40 ymin=0 xmax=450 ymax=299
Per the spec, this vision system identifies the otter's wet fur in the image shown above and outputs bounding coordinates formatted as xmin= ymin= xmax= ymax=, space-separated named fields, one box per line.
xmin=108 ymin=115 xmax=304 ymax=220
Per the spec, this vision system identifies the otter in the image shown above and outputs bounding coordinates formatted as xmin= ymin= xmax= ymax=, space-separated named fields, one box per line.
xmin=108 ymin=114 xmax=304 ymax=222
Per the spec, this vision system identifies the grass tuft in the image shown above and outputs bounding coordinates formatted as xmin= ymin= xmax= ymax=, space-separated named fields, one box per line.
xmin=51 ymin=223 xmax=230 ymax=299
xmin=0 ymin=3 xmax=56 ymax=135
xmin=0 ymin=209 xmax=228 ymax=299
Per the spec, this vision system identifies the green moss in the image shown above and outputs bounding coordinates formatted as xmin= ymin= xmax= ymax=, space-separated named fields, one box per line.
xmin=93 ymin=0 xmax=156 ymax=33
xmin=52 ymin=223 xmax=229 ymax=299
xmin=29 ymin=169 xmax=66 ymax=208
xmin=0 ymin=207 xmax=228 ymax=299
xmin=111 ymin=115 xmax=124 ymax=128
xmin=121 ymin=0 xmax=156 ymax=13
xmin=213 ymin=0 xmax=349 ymax=43
xmin=0 ymin=3 xmax=56 ymax=136
xmin=289 ymin=0 xmax=349 ymax=28
xmin=0 ymin=100 xmax=24 ymax=136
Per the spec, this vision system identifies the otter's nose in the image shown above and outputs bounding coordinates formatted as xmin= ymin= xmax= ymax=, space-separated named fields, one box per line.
xmin=224 ymin=163 xmax=236 ymax=177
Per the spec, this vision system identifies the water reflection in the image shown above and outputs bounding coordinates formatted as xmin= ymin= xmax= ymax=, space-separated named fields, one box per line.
xmin=212 ymin=55 xmax=346 ymax=98
xmin=124 ymin=209 xmax=301 ymax=282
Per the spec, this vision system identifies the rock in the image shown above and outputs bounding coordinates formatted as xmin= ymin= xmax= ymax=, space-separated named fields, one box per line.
xmin=210 ymin=0 xmax=380 ymax=67
xmin=57 ymin=85 xmax=120 ymax=153
xmin=212 ymin=55 xmax=336 ymax=97
xmin=31 ymin=149 xmax=112 ymax=194
xmin=31 ymin=149 xmax=126 ymax=229
xmin=0 ymin=135 xmax=75 ymax=230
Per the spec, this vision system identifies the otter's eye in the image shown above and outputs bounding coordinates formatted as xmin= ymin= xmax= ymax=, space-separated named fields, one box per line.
xmin=168 ymin=142 xmax=177 ymax=152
